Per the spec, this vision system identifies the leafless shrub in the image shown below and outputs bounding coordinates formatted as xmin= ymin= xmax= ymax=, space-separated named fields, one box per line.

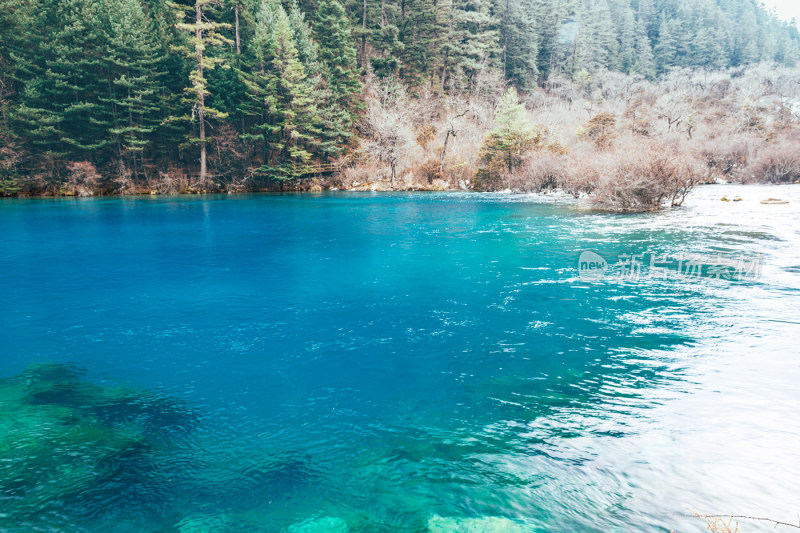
xmin=358 ymin=75 xmax=421 ymax=185
xmin=0 ymin=134 xmax=22 ymax=177
xmin=700 ymin=137 xmax=751 ymax=178
xmin=630 ymin=118 xmax=653 ymax=137
xmin=338 ymin=162 xmax=379 ymax=189
xmin=416 ymin=125 xmax=436 ymax=150
xmin=589 ymin=141 xmax=706 ymax=211
xmin=209 ymin=123 xmax=249 ymax=186
xmin=415 ymin=158 xmax=443 ymax=184
xmin=744 ymin=142 xmax=800 ymax=183
xmin=736 ymin=102 xmax=769 ymax=135
xmin=113 ymin=159 xmax=139 ymax=195
xmin=507 ymin=151 xmax=570 ymax=193
xmin=65 ymin=161 xmax=101 ymax=196
xmin=654 ymin=90 xmax=696 ymax=136
xmin=154 ymin=170 xmax=179 ymax=195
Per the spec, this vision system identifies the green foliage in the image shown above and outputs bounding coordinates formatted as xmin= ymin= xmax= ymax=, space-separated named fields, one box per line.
xmin=439 ymin=0 xmax=500 ymax=92
xmin=103 ymin=0 xmax=165 ymax=176
xmin=313 ymin=0 xmax=362 ymax=153
xmin=241 ymin=0 xmax=320 ymax=179
xmin=11 ymin=0 xmax=112 ymax=160
xmin=315 ymin=0 xmax=362 ymax=110
xmin=475 ymin=87 xmax=535 ymax=188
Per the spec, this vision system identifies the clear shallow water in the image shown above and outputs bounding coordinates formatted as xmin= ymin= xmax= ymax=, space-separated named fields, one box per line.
xmin=1 ymin=185 xmax=799 ymax=532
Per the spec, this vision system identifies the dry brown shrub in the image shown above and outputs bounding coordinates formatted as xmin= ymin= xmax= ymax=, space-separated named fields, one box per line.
xmin=415 ymin=158 xmax=443 ymax=184
xmin=695 ymin=513 xmax=740 ymax=533
xmin=442 ymin=156 xmax=474 ymax=187
xmin=545 ymin=141 xmax=569 ymax=155
xmin=113 ymin=161 xmax=138 ymax=195
xmin=416 ymin=125 xmax=436 ymax=148
xmin=209 ymin=123 xmax=249 ymax=187
xmin=700 ymin=137 xmax=751 ymax=178
xmin=588 ymin=140 xmax=706 ymax=211
xmin=65 ymin=161 xmax=102 ymax=196
xmin=0 ymin=136 xmax=22 ymax=176
xmin=427 ymin=179 xmax=449 ymax=191
xmin=143 ymin=165 xmax=184 ymax=195
xmin=744 ymin=142 xmax=800 ymax=183
xmin=581 ymin=112 xmax=617 ymax=149
xmin=507 ymin=151 xmax=570 ymax=193
xmin=630 ymin=118 xmax=653 ymax=137
xmin=338 ymin=163 xmax=381 ymax=189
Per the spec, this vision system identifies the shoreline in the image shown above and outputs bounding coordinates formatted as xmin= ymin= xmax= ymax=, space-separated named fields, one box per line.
xmin=2 ymin=182 xmax=796 ymax=204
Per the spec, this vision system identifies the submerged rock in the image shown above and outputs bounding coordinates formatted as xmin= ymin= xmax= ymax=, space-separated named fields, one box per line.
xmin=427 ymin=515 xmax=527 ymax=533
xmin=176 ymin=513 xmax=234 ymax=533
xmin=288 ymin=516 xmax=349 ymax=533
xmin=0 ymin=362 xmax=196 ymax=528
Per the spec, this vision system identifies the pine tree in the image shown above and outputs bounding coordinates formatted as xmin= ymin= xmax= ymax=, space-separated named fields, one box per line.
xmin=632 ymin=29 xmax=655 ymax=79
xmin=500 ymin=0 xmax=539 ymax=89
xmin=314 ymin=0 xmax=361 ymax=146
xmin=370 ymin=0 xmax=404 ymax=77
xmin=14 ymin=0 xmax=112 ymax=162
xmin=287 ymin=0 xmax=351 ymax=160
xmin=533 ymin=0 xmax=569 ymax=81
xmin=240 ymin=0 xmax=278 ymax=167
xmin=586 ymin=0 xmax=618 ymax=72
xmin=636 ymin=0 xmax=656 ymax=42
xmin=395 ymin=0 xmax=440 ymax=85
xmin=438 ymin=0 xmax=500 ymax=94
xmin=288 ymin=0 xmax=320 ymax=75
xmin=103 ymin=0 xmax=164 ymax=179
xmin=169 ymin=0 xmax=233 ymax=185
xmin=654 ymin=13 xmax=677 ymax=75
xmin=315 ymin=0 xmax=361 ymax=107
xmin=475 ymin=86 xmax=534 ymax=188
xmin=737 ymin=9 xmax=760 ymax=65
xmin=241 ymin=0 xmax=321 ymax=178
xmin=616 ymin=6 xmax=637 ymax=73
xmin=268 ymin=0 xmax=318 ymax=176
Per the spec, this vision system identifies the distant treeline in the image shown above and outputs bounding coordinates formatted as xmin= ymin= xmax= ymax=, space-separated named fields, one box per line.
xmin=0 ymin=0 xmax=798 ymax=193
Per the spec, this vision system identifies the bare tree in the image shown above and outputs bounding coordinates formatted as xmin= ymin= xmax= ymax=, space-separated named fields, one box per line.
xmin=654 ymin=90 xmax=695 ymax=135
xmin=359 ymin=76 xmax=419 ymax=185
xmin=439 ymin=104 xmax=473 ymax=174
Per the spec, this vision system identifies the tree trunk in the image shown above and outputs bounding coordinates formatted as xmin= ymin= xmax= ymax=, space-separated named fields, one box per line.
xmin=361 ymin=0 xmax=367 ymax=69
xmin=439 ymin=0 xmax=454 ymax=99
xmin=440 ymin=60 xmax=448 ymax=98
xmin=127 ymin=86 xmax=135 ymax=179
xmin=503 ymin=0 xmax=508 ymax=79
xmin=235 ymin=4 xmax=241 ymax=55
xmin=439 ymin=129 xmax=452 ymax=175
xmin=196 ymin=2 xmax=207 ymax=185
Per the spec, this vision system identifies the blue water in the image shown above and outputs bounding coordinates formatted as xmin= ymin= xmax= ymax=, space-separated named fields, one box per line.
xmin=1 ymin=187 xmax=799 ymax=532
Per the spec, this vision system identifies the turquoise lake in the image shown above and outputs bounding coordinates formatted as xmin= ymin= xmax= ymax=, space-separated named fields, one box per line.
xmin=1 ymin=185 xmax=799 ymax=532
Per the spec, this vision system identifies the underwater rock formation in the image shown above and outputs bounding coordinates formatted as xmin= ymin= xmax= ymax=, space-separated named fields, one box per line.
xmin=0 ymin=362 xmax=196 ymax=529
xmin=287 ymin=516 xmax=349 ymax=532
xmin=427 ymin=515 xmax=527 ymax=532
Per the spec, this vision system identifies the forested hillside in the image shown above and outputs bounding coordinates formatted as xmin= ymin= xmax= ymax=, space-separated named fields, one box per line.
xmin=341 ymin=0 xmax=800 ymax=87
xmin=0 ymin=0 xmax=798 ymax=195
